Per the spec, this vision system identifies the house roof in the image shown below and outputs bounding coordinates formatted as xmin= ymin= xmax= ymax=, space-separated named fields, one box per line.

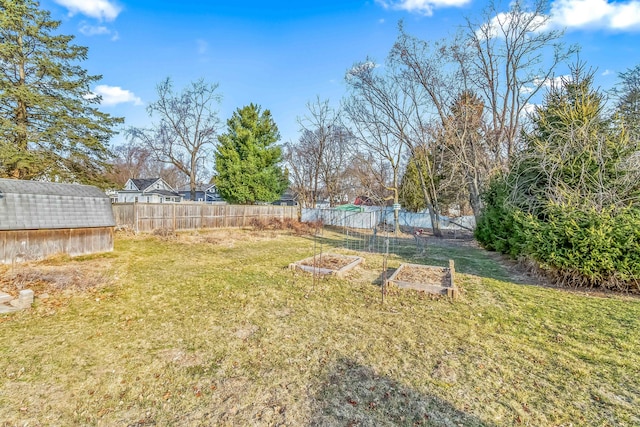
xmin=0 ymin=178 xmax=115 ymax=231
xmin=177 ymin=184 xmax=217 ymax=193
xmin=130 ymin=178 xmax=161 ymax=191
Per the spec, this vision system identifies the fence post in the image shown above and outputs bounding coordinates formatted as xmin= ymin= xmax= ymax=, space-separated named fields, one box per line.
xmin=134 ymin=202 xmax=139 ymax=234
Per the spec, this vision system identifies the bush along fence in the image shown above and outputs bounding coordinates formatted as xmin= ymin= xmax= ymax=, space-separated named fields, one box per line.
xmin=112 ymin=203 xmax=297 ymax=233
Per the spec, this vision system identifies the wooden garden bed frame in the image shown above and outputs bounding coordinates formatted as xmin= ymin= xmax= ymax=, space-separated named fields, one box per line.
xmin=289 ymin=254 xmax=364 ymax=277
xmin=387 ymin=259 xmax=458 ymax=299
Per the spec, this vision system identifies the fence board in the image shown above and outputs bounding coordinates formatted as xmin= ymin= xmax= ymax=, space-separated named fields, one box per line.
xmin=112 ymin=203 xmax=297 ymax=233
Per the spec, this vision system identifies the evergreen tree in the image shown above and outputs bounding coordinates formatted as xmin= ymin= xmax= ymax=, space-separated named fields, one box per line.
xmin=214 ymin=104 xmax=287 ymax=204
xmin=511 ymin=63 xmax=638 ymax=214
xmin=0 ymin=0 xmax=122 ymax=185
xmin=614 ymin=64 xmax=640 ymax=143
xmin=399 ymin=149 xmax=429 ymax=213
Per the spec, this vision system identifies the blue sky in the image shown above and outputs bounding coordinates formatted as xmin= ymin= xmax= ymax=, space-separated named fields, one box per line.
xmin=39 ymin=0 xmax=640 ymax=148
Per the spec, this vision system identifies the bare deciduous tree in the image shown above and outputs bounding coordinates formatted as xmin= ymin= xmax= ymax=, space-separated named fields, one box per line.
xmin=345 ymin=57 xmax=452 ymax=235
xmin=390 ymin=0 xmax=574 ymax=222
xmin=464 ymin=0 xmax=575 ymax=163
xmin=105 ymin=142 xmax=153 ymax=188
xmin=442 ymin=90 xmax=490 ymax=218
xmin=127 ymin=78 xmax=222 ymax=201
xmin=285 ymin=98 xmax=354 ymax=208
xmin=344 ymin=60 xmax=407 ymax=232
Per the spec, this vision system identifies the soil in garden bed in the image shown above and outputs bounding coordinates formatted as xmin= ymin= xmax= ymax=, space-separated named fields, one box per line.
xmin=299 ymin=254 xmax=356 ymax=271
xmin=394 ymin=265 xmax=450 ymax=287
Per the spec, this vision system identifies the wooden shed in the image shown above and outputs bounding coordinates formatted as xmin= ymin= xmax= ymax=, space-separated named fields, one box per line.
xmin=0 ymin=178 xmax=115 ymax=264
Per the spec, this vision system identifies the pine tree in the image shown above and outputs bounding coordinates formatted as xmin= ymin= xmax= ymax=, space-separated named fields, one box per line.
xmin=0 ymin=0 xmax=122 ymax=185
xmin=214 ymin=104 xmax=287 ymax=204
xmin=614 ymin=64 xmax=640 ymax=143
xmin=399 ymin=149 xmax=429 ymax=213
xmin=512 ymin=63 xmax=638 ymax=213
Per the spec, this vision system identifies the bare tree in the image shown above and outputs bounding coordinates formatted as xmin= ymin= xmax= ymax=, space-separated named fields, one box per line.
xmin=390 ymin=0 xmax=574 ymax=222
xmin=285 ymin=98 xmax=354 ymax=208
xmin=284 ymin=135 xmax=317 ymax=209
xmin=344 ymin=60 xmax=406 ymax=232
xmin=442 ymin=90 xmax=491 ymax=218
xmin=344 ymin=58 xmax=451 ymax=235
xmin=613 ymin=64 xmax=640 ymax=143
xmin=464 ymin=0 xmax=575 ymax=163
xmin=127 ymin=78 xmax=222 ymax=201
xmin=348 ymin=150 xmax=393 ymax=205
xmin=105 ymin=142 xmax=153 ymax=188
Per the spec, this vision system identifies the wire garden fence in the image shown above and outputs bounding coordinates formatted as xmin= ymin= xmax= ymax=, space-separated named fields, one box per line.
xmin=302 ymin=207 xmax=475 ymax=256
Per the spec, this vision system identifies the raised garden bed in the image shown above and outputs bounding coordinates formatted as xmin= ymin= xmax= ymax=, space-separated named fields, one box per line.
xmin=387 ymin=259 xmax=458 ymax=299
xmin=289 ymin=254 xmax=364 ymax=277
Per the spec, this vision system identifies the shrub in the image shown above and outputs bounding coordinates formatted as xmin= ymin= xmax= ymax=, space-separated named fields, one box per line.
xmin=520 ymin=206 xmax=640 ymax=290
xmin=475 ymin=177 xmax=526 ymax=257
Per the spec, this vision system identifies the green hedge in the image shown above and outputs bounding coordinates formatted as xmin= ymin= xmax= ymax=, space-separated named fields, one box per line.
xmin=475 ymin=178 xmax=527 ymax=257
xmin=520 ymin=206 xmax=640 ymax=288
xmin=476 ymin=191 xmax=640 ymax=290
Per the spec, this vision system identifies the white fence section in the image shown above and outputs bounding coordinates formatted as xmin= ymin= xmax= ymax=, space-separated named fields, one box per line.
xmin=302 ymin=208 xmax=475 ymax=231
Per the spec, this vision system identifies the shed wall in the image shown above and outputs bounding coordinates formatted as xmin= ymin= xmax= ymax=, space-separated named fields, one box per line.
xmin=0 ymin=227 xmax=114 ymax=264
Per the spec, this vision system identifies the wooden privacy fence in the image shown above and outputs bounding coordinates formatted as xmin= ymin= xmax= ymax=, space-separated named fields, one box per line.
xmin=112 ymin=203 xmax=297 ymax=233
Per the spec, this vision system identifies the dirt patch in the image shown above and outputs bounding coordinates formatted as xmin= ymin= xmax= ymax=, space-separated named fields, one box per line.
xmin=234 ymin=324 xmax=259 ymax=340
xmin=393 ymin=265 xmax=450 ymax=287
xmin=0 ymin=255 xmax=115 ymax=310
xmin=299 ymin=254 xmax=357 ymax=271
xmin=0 ymin=264 xmax=112 ymax=296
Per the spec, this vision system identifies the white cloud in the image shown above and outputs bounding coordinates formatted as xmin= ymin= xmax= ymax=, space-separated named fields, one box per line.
xmin=79 ymin=23 xmax=110 ymax=36
xmin=375 ymin=0 xmax=470 ymax=16
xmin=534 ymin=75 xmax=570 ymax=89
xmin=602 ymin=69 xmax=614 ymax=76
xmin=519 ymin=75 xmax=568 ymax=95
xmin=347 ymin=61 xmax=379 ymax=77
xmin=85 ymin=85 xmax=143 ymax=106
xmin=523 ymin=103 xmax=539 ymax=116
xmin=53 ymin=0 xmax=121 ymax=21
xmin=549 ymin=0 xmax=640 ymax=31
xmin=196 ymin=39 xmax=208 ymax=55
xmin=476 ymin=11 xmax=549 ymax=39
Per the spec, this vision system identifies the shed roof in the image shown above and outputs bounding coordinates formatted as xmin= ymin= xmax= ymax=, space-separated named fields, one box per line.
xmin=0 ymin=178 xmax=115 ymax=231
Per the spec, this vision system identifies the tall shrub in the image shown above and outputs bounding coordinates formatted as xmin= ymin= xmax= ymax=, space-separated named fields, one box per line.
xmin=477 ymin=63 xmax=640 ymax=290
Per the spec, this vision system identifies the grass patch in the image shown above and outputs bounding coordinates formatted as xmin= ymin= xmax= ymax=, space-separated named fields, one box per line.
xmin=0 ymin=228 xmax=638 ymax=426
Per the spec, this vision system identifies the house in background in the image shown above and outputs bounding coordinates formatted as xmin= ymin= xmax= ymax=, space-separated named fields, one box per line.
xmin=272 ymin=188 xmax=298 ymax=206
xmin=115 ymin=178 xmax=182 ymax=203
xmin=0 ymin=178 xmax=115 ymax=263
xmin=177 ymin=183 xmax=224 ymax=203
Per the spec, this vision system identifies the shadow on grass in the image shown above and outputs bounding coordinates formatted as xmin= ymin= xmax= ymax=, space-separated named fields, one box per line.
xmin=310 ymin=358 xmax=492 ymax=427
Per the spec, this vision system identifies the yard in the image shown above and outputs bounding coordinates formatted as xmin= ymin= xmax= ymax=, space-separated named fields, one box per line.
xmin=0 ymin=227 xmax=639 ymax=426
